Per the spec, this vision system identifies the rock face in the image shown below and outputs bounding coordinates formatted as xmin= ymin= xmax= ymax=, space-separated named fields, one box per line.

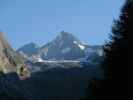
xmin=0 ymin=32 xmax=23 ymax=73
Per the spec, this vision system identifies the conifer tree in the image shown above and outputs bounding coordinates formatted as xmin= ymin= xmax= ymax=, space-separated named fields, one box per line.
xmin=85 ymin=0 xmax=133 ymax=99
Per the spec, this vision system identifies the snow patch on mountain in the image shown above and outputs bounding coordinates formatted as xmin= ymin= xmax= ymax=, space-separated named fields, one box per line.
xmin=30 ymin=55 xmax=44 ymax=63
xmin=78 ymin=44 xmax=85 ymax=50
xmin=35 ymin=56 xmax=44 ymax=62
xmin=73 ymin=41 xmax=85 ymax=50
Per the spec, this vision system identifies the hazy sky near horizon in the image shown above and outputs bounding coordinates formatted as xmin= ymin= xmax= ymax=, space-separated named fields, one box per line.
xmin=0 ymin=0 xmax=124 ymax=49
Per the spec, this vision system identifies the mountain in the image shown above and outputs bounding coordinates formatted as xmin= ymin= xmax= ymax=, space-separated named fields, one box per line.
xmin=18 ymin=31 xmax=89 ymax=61
xmin=17 ymin=31 xmax=103 ymax=62
xmin=0 ymin=32 xmax=23 ymax=73
xmin=17 ymin=42 xmax=40 ymax=61
xmin=40 ymin=31 xmax=88 ymax=60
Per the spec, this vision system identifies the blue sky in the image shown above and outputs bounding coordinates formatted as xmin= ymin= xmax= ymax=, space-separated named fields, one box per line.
xmin=0 ymin=0 xmax=124 ymax=49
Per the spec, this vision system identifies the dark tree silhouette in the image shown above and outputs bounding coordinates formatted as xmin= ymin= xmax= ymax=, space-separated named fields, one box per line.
xmin=85 ymin=0 xmax=133 ymax=100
